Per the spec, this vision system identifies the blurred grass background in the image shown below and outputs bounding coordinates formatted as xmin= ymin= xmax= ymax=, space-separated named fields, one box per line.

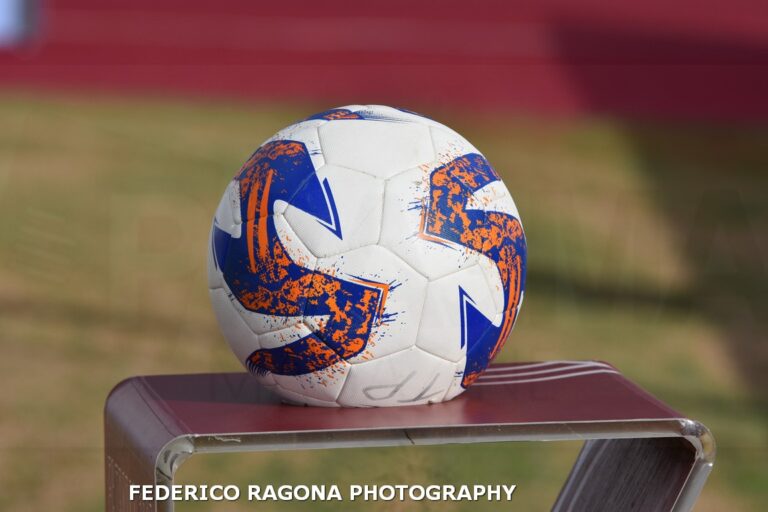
xmin=0 ymin=91 xmax=766 ymax=511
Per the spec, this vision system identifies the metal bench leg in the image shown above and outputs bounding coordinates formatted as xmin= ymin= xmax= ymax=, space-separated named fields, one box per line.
xmin=554 ymin=436 xmax=714 ymax=512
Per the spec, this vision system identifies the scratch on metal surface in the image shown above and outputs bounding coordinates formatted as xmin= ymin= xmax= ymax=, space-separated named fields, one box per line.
xmin=212 ymin=435 xmax=242 ymax=443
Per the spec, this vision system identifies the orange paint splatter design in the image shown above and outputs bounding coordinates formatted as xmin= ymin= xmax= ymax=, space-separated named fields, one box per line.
xmin=419 ymin=153 xmax=526 ymax=388
xmin=219 ymin=141 xmax=390 ymax=376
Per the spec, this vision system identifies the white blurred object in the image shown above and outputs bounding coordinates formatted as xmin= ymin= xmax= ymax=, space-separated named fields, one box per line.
xmin=0 ymin=0 xmax=35 ymax=46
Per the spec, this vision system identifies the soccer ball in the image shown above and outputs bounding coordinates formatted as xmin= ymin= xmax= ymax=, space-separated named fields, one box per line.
xmin=208 ymin=105 xmax=526 ymax=407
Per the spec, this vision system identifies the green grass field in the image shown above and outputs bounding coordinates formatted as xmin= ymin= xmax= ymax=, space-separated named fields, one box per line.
xmin=0 ymin=92 xmax=766 ymax=511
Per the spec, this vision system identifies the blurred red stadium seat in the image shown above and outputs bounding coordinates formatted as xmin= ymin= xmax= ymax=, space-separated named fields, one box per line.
xmin=1 ymin=0 xmax=767 ymax=120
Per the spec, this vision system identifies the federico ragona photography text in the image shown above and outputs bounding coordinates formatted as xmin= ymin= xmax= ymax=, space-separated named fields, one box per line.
xmin=129 ymin=484 xmax=518 ymax=502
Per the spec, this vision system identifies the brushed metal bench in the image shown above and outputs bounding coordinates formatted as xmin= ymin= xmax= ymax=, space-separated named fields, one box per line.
xmin=105 ymin=360 xmax=714 ymax=511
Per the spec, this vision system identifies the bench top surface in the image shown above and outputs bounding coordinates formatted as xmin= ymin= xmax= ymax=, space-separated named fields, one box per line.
xmin=109 ymin=361 xmax=682 ymax=436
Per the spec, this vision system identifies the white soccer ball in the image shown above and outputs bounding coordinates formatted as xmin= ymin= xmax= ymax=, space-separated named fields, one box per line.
xmin=208 ymin=105 xmax=526 ymax=407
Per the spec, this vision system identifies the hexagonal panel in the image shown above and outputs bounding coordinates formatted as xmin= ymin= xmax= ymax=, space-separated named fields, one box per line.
xmin=337 ymin=347 xmax=458 ymax=407
xmin=319 ymin=119 xmax=434 ymax=178
xmin=416 ymin=264 xmax=503 ymax=363
xmin=380 ymin=167 xmax=478 ymax=280
xmin=315 ymin=245 xmax=427 ymax=362
xmin=283 ymin=165 xmax=384 ymax=258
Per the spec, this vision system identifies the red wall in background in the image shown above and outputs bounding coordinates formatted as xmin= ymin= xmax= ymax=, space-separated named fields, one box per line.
xmin=2 ymin=0 xmax=767 ymax=121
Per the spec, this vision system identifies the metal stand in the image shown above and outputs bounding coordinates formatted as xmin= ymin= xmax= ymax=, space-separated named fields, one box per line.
xmin=104 ymin=361 xmax=715 ymax=511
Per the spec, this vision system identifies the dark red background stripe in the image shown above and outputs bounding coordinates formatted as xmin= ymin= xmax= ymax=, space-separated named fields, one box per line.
xmin=2 ymin=0 xmax=767 ymax=120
